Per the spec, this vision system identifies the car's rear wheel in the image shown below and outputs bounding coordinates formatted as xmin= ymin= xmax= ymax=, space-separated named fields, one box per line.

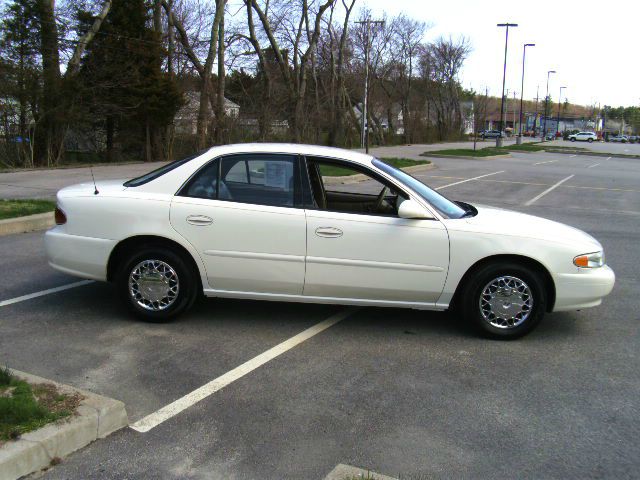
xmin=571 ymin=138 xmax=576 ymax=142
xmin=461 ymin=262 xmax=547 ymax=339
xmin=117 ymin=246 xmax=198 ymax=322
xmin=588 ymin=138 xmax=593 ymax=143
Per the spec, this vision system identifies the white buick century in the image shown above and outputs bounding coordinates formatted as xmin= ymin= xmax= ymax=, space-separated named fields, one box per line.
xmin=45 ymin=144 xmax=614 ymax=338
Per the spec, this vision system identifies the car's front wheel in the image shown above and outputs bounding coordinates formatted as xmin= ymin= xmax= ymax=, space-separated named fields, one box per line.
xmin=117 ymin=246 xmax=198 ymax=322
xmin=461 ymin=262 xmax=547 ymax=339
xmin=570 ymin=138 xmax=576 ymax=142
xmin=588 ymin=138 xmax=593 ymax=143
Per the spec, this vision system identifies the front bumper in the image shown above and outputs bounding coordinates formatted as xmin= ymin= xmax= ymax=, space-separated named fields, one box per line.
xmin=552 ymin=265 xmax=615 ymax=311
xmin=44 ymin=228 xmax=116 ymax=281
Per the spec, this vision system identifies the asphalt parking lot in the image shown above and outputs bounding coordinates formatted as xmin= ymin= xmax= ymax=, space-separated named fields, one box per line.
xmin=1 ymin=149 xmax=639 ymax=479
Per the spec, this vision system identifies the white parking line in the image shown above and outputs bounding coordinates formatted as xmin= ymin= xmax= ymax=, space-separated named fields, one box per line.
xmin=0 ymin=280 xmax=94 ymax=307
xmin=533 ymin=160 xmax=557 ymax=166
xmin=606 ymin=157 xmax=612 ymax=161
xmin=570 ymin=154 xmax=577 ymax=157
xmin=435 ymin=171 xmax=504 ymax=190
xmin=130 ymin=307 xmax=359 ymax=433
xmin=587 ymin=163 xmax=600 ymax=169
xmin=524 ymin=175 xmax=575 ymax=206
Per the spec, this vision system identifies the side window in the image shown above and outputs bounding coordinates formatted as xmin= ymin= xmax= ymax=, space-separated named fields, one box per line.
xmin=220 ymin=154 xmax=296 ymax=207
xmin=181 ymin=159 xmax=219 ymax=200
xmin=306 ymin=157 xmax=407 ymax=216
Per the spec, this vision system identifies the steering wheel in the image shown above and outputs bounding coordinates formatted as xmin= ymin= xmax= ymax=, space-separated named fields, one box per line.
xmin=373 ymin=186 xmax=389 ymax=212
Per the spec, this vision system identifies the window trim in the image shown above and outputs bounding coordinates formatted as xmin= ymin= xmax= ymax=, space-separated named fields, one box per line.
xmin=176 ymin=152 xmax=303 ymax=209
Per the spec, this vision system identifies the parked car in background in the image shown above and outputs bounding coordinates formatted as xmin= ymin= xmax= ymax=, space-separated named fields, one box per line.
xmin=479 ymin=130 xmax=503 ymax=139
xmin=627 ymin=135 xmax=639 ymax=143
xmin=568 ymin=132 xmax=597 ymax=143
xmin=545 ymin=133 xmax=556 ymax=141
xmin=45 ymin=143 xmax=615 ymax=339
xmin=609 ymin=135 xmax=629 ymax=143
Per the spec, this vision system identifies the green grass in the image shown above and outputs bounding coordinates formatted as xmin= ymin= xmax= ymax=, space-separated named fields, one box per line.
xmin=319 ymin=157 xmax=430 ymax=177
xmin=0 ymin=367 xmax=74 ymax=441
xmin=0 ymin=199 xmax=56 ymax=220
xmin=424 ymin=142 xmax=593 ymax=157
xmin=423 ymin=147 xmax=510 ymax=157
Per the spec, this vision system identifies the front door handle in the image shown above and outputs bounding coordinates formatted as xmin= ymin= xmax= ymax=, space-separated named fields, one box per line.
xmin=187 ymin=215 xmax=213 ymax=226
xmin=315 ymin=227 xmax=343 ymax=238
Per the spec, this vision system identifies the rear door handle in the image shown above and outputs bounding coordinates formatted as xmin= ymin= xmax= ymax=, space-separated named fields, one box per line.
xmin=187 ymin=215 xmax=213 ymax=226
xmin=315 ymin=227 xmax=343 ymax=238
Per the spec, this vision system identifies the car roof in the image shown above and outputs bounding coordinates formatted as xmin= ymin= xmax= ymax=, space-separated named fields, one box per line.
xmin=204 ymin=143 xmax=375 ymax=167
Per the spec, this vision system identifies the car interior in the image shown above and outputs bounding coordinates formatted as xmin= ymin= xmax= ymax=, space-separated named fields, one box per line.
xmin=306 ymin=158 xmax=406 ymax=216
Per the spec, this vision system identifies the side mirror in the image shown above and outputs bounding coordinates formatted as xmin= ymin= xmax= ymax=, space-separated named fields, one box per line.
xmin=398 ymin=199 xmax=435 ymax=220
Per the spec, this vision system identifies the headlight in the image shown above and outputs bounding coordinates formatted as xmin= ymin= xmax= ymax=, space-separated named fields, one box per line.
xmin=574 ymin=251 xmax=604 ymax=268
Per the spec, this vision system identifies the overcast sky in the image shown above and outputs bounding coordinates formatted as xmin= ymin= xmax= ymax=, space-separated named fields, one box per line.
xmin=365 ymin=0 xmax=638 ymax=107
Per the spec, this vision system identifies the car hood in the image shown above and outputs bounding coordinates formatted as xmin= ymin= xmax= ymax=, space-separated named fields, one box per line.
xmin=58 ymin=179 xmax=128 ymax=198
xmin=450 ymin=204 xmax=602 ymax=250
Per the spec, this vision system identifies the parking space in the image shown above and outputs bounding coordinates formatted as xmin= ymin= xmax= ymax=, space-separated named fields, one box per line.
xmin=0 ymin=230 xmax=77 ymax=299
xmin=1 ymin=151 xmax=639 ymax=478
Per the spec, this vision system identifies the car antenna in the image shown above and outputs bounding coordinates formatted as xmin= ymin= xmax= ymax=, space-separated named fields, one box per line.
xmin=91 ymin=167 xmax=99 ymax=195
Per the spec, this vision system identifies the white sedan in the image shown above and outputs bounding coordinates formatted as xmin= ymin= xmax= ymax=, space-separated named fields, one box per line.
xmin=45 ymin=144 xmax=615 ymax=339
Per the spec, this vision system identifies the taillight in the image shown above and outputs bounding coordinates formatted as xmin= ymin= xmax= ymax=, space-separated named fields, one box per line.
xmin=54 ymin=207 xmax=67 ymax=225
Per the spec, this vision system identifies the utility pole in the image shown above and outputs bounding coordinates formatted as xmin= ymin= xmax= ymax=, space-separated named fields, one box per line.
xmin=532 ymin=85 xmax=539 ymax=137
xmin=556 ymin=86 xmax=566 ymax=137
xmin=542 ymin=70 xmax=556 ymax=142
xmin=355 ymin=18 xmax=384 ymax=154
xmin=504 ymin=88 xmax=509 ymax=138
xmin=496 ymin=22 xmax=518 ymax=147
xmin=517 ymin=43 xmax=535 ymax=144
xmin=513 ymin=90 xmax=517 ymax=134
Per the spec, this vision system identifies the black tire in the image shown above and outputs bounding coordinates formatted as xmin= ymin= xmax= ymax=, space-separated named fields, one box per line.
xmin=460 ymin=262 xmax=547 ymax=339
xmin=588 ymin=138 xmax=593 ymax=143
xmin=570 ymin=138 xmax=576 ymax=142
xmin=117 ymin=246 xmax=198 ymax=322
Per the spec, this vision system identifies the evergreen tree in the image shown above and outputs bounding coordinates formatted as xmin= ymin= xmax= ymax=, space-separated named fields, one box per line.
xmin=77 ymin=0 xmax=182 ymax=162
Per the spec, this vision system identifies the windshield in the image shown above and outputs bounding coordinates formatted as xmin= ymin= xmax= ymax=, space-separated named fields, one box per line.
xmin=372 ymin=158 xmax=466 ymax=219
xmin=123 ymin=149 xmax=209 ymax=187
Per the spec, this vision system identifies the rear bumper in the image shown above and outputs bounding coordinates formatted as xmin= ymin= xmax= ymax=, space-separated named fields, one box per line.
xmin=552 ymin=265 xmax=615 ymax=311
xmin=44 ymin=228 xmax=116 ymax=281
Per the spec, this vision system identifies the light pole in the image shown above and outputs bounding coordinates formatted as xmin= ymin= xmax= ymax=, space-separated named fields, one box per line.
xmin=517 ymin=43 xmax=535 ymax=144
xmin=355 ymin=18 xmax=384 ymax=153
xmin=496 ymin=22 xmax=518 ymax=147
xmin=556 ymin=86 xmax=566 ymax=137
xmin=542 ymin=70 xmax=556 ymax=142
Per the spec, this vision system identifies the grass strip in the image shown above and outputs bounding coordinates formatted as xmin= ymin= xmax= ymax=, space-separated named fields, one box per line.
xmin=0 ymin=367 xmax=80 ymax=442
xmin=422 ymin=147 xmax=509 ymax=157
xmin=319 ymin=157 xmax=430 ymax=176
xmin=0 ymin=199 xmax=56 ymax=220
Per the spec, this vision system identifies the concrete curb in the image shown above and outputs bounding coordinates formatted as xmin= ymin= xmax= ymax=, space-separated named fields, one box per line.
xmin=324 ymin=463 xmax=398 ymax=480
xmin=323 ymin=163 xmax=434 ymax=186
xmin=421 ymin=153 xmax=511 ymax=161
xmin=0 ymin=212 xmax=54 ymax=237
xmin=543 ymin=149 xmax=640 ymax=159
xmin=0 ymin=369 xmax=128 ymax=480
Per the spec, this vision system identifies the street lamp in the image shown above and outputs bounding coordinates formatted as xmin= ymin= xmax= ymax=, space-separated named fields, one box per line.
xmin=496 ymin=22 xmax=518 ymax=147
xmin=517 ymin=43 xmax=535 ymax=145
xmin=556 ymin=86 xmax=566 ymax=137
xmin=542 ymin=70 xmax=556 ymax=141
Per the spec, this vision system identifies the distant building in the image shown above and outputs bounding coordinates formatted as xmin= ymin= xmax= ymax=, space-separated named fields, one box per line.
xmin=174 ymin=91 xmax=240 ymax=135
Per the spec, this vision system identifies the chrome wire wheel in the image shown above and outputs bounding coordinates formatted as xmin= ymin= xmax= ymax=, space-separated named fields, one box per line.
xmin=479 ymin=275 xmax=533 ymax=329
xmin=128 ymin=259 xmax=179 ymax=312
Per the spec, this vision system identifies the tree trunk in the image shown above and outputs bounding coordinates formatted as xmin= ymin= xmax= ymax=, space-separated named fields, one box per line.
xmin=215 ymin=12 xmax=225 ymax=145
xmin=37 ymin=0 xmax=62 ymax=166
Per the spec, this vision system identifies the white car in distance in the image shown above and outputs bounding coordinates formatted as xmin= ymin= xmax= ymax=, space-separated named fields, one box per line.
xmin=568 ymin=132 xmax=597 ymax=142
xmin=45 ymin=144 xmax=615 ymax=339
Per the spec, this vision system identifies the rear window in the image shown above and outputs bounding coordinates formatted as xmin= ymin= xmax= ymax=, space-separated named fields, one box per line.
xmin=123 ymin=150 xmax=208 ymax=187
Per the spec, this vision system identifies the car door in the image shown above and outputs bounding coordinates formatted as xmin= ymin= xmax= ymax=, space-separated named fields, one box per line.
xmin=170 ymin=153 xmax=306 ymax=295
xmin=302 ymin=157 xmax=450 ymax=304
